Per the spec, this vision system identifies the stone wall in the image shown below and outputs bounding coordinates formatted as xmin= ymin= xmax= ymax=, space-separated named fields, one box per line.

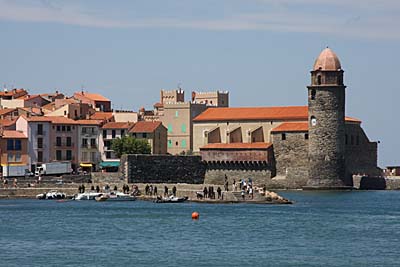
xmin=122 ymin=154 xmax=206 ymax=184
xmin=204 ymin=161 xmax=272 ymax=185
xmin=345 ymin=124 xmax=380 ymax=178
xmin=271 ymin=131 xmax=309 ymax=178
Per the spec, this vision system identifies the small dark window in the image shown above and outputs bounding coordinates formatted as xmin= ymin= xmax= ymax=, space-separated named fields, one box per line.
xmin=56 ymin=150 xmax=62 ymax=160
xmin=311 ymin=89 xmax=316 ymax=100
xmin=112 ymin=130 xmax=116 ymax=138
xmin=66 ymin=126 xmax=71 ymax=132
xmin=56 ymin=125 xmax=61 ymax=131
xmin=7 ymin=139 xmax=14 ymax=150
xmin=66 ymin=137 xmax=72 ymax=147
xmin=345 ymin=134 xmax=348 ymax=145
xmin=56 ymin=137 xmax=62 ymax=146
xmin=62 ymin=126 xmax=66 ymax=132
xmin=121 ymin=130 xmax=125 ymax=136
xmin=37 ymin=138 xmax=43 ymax=148
xmin=37 ymin=124 xmax=43 ymax=135
xmin=66 ymin=150 xmax=72 ymax=160
xmin=38 ymin=151 xmax=43 ymax=162
xmin=305 ymin=133 xmax=309 ymax=140
xmin=281 ymin=133 xmax=286 ymax=140
xmin=143 ymin=133 xmax=147 ymax=138
xmin=103 ymin=130 xmax=107 ymax=139
xmin=176 ymin=141 xmax=179 ymax=146
xmin=74 ymin=110 xmax=78 ymax=117
xmin=317 ymin=75 xmax=322 ymax=85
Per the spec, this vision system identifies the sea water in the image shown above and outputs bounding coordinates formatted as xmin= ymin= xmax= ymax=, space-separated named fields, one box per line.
xmin=0 ymin=191 xmax=399 ymax=267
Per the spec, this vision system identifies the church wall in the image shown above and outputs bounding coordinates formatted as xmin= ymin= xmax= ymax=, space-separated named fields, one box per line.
xmin=345 ymin=123 xmax=380 ymax=177
xmin=271 ymin=131 xmax=309 ymax=181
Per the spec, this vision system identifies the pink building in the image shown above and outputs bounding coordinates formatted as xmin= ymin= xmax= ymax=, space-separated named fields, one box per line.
xmin=73 ymin=92 xmax=111 ymax=112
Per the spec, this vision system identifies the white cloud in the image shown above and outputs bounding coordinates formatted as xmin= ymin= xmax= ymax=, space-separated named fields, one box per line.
xmin=0 ymin=0 xmax=398 ymax=40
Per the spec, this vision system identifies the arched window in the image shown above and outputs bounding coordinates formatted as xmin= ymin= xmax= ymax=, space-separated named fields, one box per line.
xmin=317 ymin=75 xmax=322 ymax=85
xmin=311 ymin=89 xmax=316 ymax=100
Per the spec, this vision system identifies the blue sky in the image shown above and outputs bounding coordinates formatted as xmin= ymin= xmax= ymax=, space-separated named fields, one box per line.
xmin=0 ymin=0 xmax=399 ymax=167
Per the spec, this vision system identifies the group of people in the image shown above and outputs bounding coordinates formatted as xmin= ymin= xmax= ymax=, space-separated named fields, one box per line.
xmin=144 ymin=184 xmax=158 ymax=196
xmin=239 ymin=178 xmax=254 ymax=200
xmin=2 ymin=178 xmax=18 ymax=189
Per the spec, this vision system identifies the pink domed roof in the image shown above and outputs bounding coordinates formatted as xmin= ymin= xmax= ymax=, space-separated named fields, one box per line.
xmin=313 ymin=48 xmax=342 ymax=71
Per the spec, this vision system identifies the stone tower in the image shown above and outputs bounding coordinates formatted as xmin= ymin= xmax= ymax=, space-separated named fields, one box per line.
xmin=306 ymin=48 xmax=349 ymax=188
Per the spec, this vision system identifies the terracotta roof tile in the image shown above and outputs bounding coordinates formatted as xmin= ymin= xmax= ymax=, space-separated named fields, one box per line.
xmin=90 ymin=112 xmax=114 ymax=121
xmin=76 ymin=119 xmax=102 ymax=125
xmin=2 ymin=130 xmax=27 ymax=139
xmin=0 ymin=108 xmax=17 ymax=116
xmin=102 ymin=122 xmax=135 ymax=129
xmin=0 ymin=119 xmax=17 ymax=127
xmin=194 ymin=106 xmax=362 ymax=123
xmin=24 ymin=116 xmax=53 ymax=122
xmin=130 ymin=121 xmax=162 ymax=133
xmin=153 ymin=102 xmax=163 ymax=108
xmin=74 ymin=92 xmax=110 ymax=102
xmin=45 ymin=116 xmax=79 ymax=124
xmin=200 ymin=142 xmax=272 ymax=150
xmin=194 ymin=106 xmax=308 ymax=122
xmin=271 ymin=122 xmax=309 ymax=133
xmin=345 ymin=116 xmax=362 ymax=123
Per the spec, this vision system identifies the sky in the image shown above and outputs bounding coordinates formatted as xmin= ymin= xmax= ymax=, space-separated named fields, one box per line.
xmin=0 ymin=0 xmax=399 ymax=167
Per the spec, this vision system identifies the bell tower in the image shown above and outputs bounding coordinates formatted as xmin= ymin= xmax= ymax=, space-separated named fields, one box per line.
xmin=306 ymin=48 xmax=349 ymax=188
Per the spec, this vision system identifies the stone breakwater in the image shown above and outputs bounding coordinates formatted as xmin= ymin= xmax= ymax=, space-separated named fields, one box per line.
xmin=0 ymin=183 xmax=291 ymax=204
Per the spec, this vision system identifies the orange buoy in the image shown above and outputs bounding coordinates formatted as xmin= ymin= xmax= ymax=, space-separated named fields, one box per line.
xmin=192 ymin=212 xmax=199 ymax=220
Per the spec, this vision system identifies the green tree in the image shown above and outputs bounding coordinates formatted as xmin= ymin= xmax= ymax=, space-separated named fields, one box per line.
xmin=111 ymin=136 xmax=151 ymax=157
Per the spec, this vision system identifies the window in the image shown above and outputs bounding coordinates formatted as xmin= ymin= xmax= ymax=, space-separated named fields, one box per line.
xmin=82 ymin=139 xmax=88 ymax=147
xmin=281 ymin=133 xmax=286 ymax=140
xmin=67 ymin=126 xmax=71 ymax=132
xmin=82 ymin=152 xmax=88 ymax=162
xmin=181 ymin=139 xmax=187 ymax=148
xmin=66 ymin=137 xmax=72 ymax=147
xmin=175 ymin=110 xmax=179 ymax=117
xmin=181 ymin=124 xmax=186 ymax=133
xmin=104 ymin=140 xmax=111 ymax=148
xmin=7 ymin=153 xmax=13 ymax=162
xmin=14 ymin=140 xmax=21 ymax=151
xmin=106 ymin=151 xmax=112 ymax=159
xmin=175 ymin=141 xmax=179 ymax=146
xmin=168 ymin=140 xmax=172 ymax=148
xmin=168 ymin=124 xmax=172 ymax=133
xmin=311 ymin=89 xmax=316 ymax=100
xmin=143 ymin=133 xmax=147 ymax=138
xmin=56 ymin=137 xmax=62 ymax=146
xmin=311 ymin=116 xmax=317 ymax=126
xmin=62 ymin=126 xmax=66 ymax=132
xmin=121 ymin=130 xmax=125 ymax=136
xmin=56 ymin=150 xmax=62 ymax=160
xmin=15 ymin=153 xmax=21 ymax=162
xmin=57 ymin=125 xmax=61 ymax=131
xmin=91 ymin=139 xmax=96 ymax=147
xmin=37 ymin=124 xmax=43 ymax=135
xmin=66 ymin=150 xmax=72 ymax=160
xmin=38 ymin=138 xmax=43 ymax=148
xmin=317 ymin=75 xmax=322 ymax=85
xmin=74 ymin=110 xmax=78 ymax=118
xmin=38 ymin=151 xmax=43 ymax=162
xmin=103 ymin=130 xmax=107 ymax=139
xmin=91 ymin=152 xmax=97 ymax=162
xmin=7 ymin=139 xmax=14 ymax=150
xmin=305 ymin=133 xmax=309 ymax=140
xmin=112 ymin=130 xmax=116 ymax=138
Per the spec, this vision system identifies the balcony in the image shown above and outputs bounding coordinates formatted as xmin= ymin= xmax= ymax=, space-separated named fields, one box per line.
xmin=81 ymin=144 xmax=98 ymax=149
xmin=81 ymin=129 xmax=98 ymax=135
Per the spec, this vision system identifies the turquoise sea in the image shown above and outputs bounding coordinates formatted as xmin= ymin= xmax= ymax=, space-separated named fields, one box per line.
xmin=0 ymin=191 xmax=399 ymax=267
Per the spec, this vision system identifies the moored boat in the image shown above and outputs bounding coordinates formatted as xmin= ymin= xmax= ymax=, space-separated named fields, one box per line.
xmin=74 ymin=192 xmax=103 ymax=200
xmin=154 ymin=195 xmax=188 ymax=203
xmin=36 ymin=191 xmax=66 ymax=200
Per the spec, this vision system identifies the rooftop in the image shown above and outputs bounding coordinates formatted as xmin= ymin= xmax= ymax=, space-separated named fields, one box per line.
xmin=90 ymin=112 xmax=114 ymax=121
xmin=74 ymin=92 xmax=110 ymax=102
xmin=271 ymin=122 xmax=309 ymax=133
xmin=1 ymin=130 xmax=27 ymax=139
xmin=130 ymin=121 xmax=162 ymax=133
xmin=102 ymin=122 xmax=135 ymax=129
xmin=313 ymin=47 xmax=342 ymax=71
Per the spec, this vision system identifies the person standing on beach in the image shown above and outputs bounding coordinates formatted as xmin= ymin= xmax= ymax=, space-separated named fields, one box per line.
xmin=172 ymin=186 xmax=177 ymax=196
xmin=154 ymin=186 xmax=158 ymax=196
xmin=164 ymin=186 xmax=169 ymax=197
xmin=203 ymin=187 xmax=208 ymax=198
xmin=217 ymin=187 xmax=222 ymax=199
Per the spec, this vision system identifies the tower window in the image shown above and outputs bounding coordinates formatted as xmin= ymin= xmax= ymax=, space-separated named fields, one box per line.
xmin=305 ymin=133 xmax=309 ymax=140
xmin=281 ymin=133 xmax=286 ymax=140
xmin=310 ymin=116 xmax=317 ymax=126
xmin=345 ymin=134 xmax=348 ymax=145
xmin=317 ymin=75 xmax=322 ymax=85
xmin=311 ymin=89 xmax=316 ymax=100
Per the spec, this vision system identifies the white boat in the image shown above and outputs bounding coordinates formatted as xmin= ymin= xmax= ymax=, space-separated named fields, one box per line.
xmin=74 ymin=192 xmax=103 ymax=200
xmin=105 ymin=191 xmax=136 ymax=201
xmin=36 ymin=191 xmax=66 ymax=200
